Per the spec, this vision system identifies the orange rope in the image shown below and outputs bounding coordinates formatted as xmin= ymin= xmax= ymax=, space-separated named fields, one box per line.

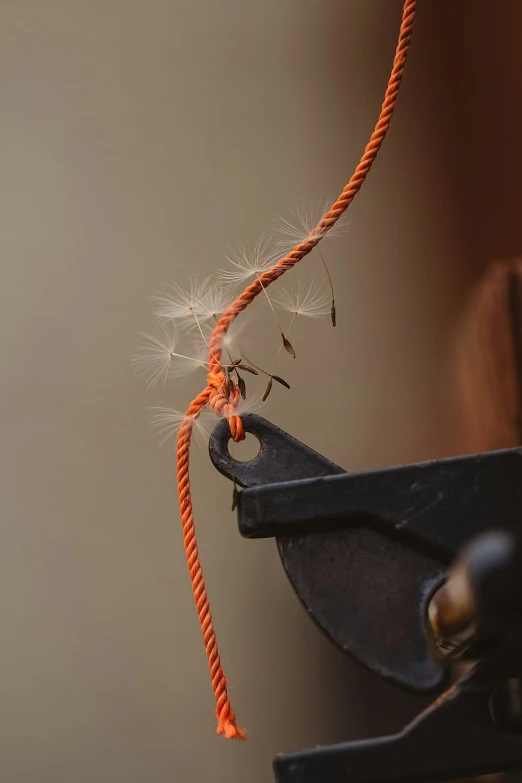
xmin=176 ymin=0 xmax=416 ymax=740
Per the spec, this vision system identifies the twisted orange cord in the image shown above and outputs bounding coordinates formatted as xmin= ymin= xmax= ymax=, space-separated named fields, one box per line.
xmin=176 ymin=0 xmax=416 ymax=740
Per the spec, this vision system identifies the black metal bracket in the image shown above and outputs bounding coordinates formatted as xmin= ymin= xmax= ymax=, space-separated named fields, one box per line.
xmin=209 ymin=414 xmax=522 ymax=782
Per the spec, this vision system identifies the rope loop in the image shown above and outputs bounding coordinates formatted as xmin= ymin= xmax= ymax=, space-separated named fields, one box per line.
xmin=207 ymin=371 xmax=246 ymax=442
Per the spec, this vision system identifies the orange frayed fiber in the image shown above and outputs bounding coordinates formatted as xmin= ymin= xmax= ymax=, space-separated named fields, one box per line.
xmin=176 ymin=0 xmax=417 ymax=740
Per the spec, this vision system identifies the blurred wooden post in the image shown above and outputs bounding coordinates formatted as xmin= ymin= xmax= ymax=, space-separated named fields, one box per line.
xmin=454 ymin=259 xmax=522 ymax=453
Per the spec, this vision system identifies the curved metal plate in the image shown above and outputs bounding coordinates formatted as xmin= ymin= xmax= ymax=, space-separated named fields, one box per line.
xmin=209 ymin=414 xmax=448 ymax=694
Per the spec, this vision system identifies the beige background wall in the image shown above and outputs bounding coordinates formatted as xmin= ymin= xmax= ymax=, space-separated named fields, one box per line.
xmin=1 ymin=2 xmax=519 ymax=782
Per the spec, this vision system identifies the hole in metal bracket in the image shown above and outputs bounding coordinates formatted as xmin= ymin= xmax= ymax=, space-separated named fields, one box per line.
xmin=228 ymin=432 xmax=261 ymax=463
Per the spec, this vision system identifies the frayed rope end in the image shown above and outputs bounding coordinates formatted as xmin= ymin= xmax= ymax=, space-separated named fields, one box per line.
xmin=217 ymin=716 xmax=247 ymax=741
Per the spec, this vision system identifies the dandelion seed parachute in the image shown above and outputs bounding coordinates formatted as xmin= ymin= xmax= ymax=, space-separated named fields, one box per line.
xmin=270 ymin=279 xmax=332 ymax=319
xmin=151 ymin=278 xmax=209 ymax=325
xmin=195 ymin=278 xmax=236 ymax=321
xmin=149 ymin=390 xmax=268 ymax=449
xmin=221 ymin=320 xmax=246 ymax=355
xmin=131 ymin=326 xmax=205 ymax=389
xmin=149 ymin=407 xmax=212 ymax=446
xmin=274 ymin=200 xmax=350 ymax=251
xmin=209 ymin=313 xmax=256 ymax=366
xmin=219 ymin=237 xmax=280 ymax=285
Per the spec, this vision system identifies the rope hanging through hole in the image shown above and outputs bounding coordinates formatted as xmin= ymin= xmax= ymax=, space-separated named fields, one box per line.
xmin=175 ymin=0 xmax=417 ymax=740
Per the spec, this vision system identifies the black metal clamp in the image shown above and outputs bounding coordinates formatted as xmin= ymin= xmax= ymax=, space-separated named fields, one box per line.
xmin=209 ymin=414 xmax=522 ymax=782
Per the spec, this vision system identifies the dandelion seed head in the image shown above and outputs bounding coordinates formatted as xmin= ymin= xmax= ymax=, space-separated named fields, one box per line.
xmin=219 ymin=236 xmax=280 ymax=285
xmin=194 ymin=277 xmax=236 ymax=321
xmin=271 ymin=279 xmax=332 ymax=318
xmin=148 ymin=382 xmax=268 ymax=450
xmin=131 ymin=325 xmax=205 ymax=389
xmin=217 ymin=316 xmax=252 ymax=359
xmin=148 ymin=407 xmax=212 ymax=447
xmin=274 ymin=201 xmax=350 ymax=251
xmin=151 ymin=278 xmax=209 ymax=325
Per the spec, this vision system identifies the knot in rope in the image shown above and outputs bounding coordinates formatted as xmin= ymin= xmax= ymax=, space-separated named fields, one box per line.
xmin=207 ymin=371 xmax=245 ymax=442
